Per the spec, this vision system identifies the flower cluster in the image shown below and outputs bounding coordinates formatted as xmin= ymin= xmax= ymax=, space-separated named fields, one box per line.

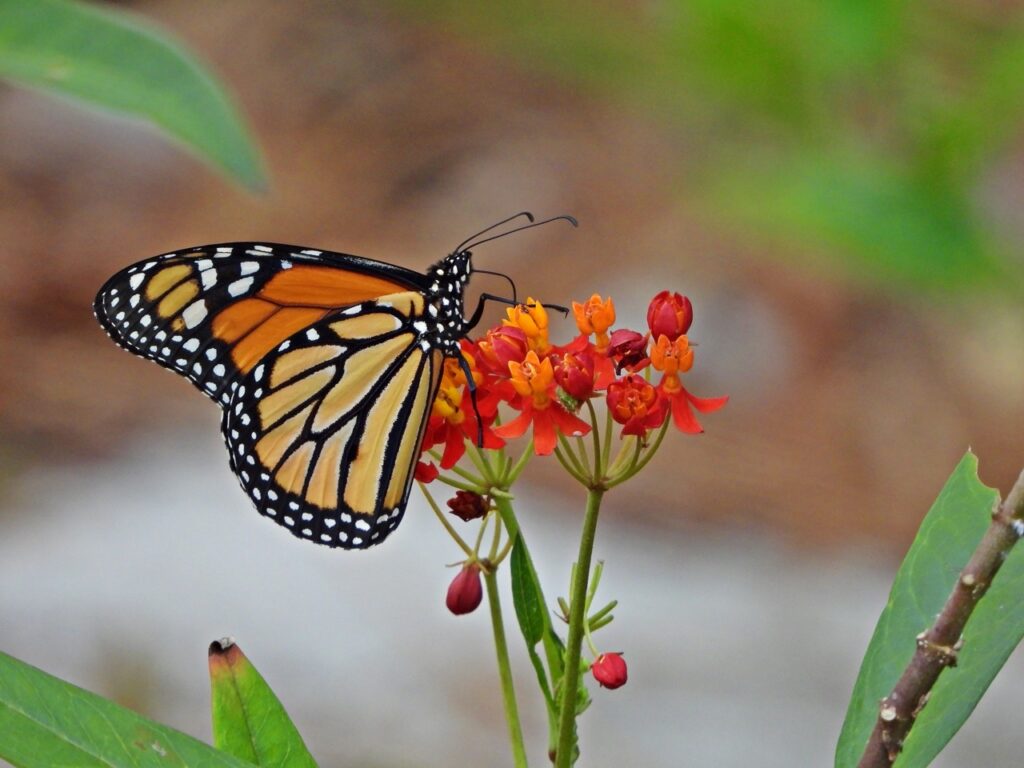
xmin=417 ymin=290 xmax=727 ymax=479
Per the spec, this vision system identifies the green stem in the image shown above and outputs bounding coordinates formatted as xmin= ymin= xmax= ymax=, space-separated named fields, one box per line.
xmin=419 ymin=482 xmax=473 ymax=556
xmin=554 ymin=487 xmax=605 ymax=768
xmin=484 ymin=569 xmax=529 ymax=768
xmin=428 ymin=450 xmax=486 ymax=485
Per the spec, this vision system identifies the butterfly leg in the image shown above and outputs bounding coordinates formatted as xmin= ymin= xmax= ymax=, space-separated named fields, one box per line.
xmin=464 ymin=293 xmax=569 ymax=332
xmin=456 ymin=351 xmax=485 ymax=447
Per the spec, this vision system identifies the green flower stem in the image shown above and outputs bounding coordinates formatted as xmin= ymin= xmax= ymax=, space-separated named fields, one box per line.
xmin=465 ymin=443 xmax=495 ymax=481
xmin=484 ymin=568 xmax=530 ymax=768
xmin=419 ymin=482 xmax=473 ymax=557
xmin=601 ymin=404 xmax=614 ymax=470
xmin=607 ymin=418 xmax=670 ymax=488
xmin=554 ymin=445 xmax=589 ymax=486
xmin=428 ymin=450 xmax=486 ymax=485
xmin=474 ymin=511 xmax=493 ymax=554
xmin=503 ymin=441 xmax=535 ymax=486
xmin=584 ymin=399 xmax=603 ymax=477
xmin=435 ymin=473 xmax=487 ymax=493
xmin=554 ymin=486 xmax=605 ymax=768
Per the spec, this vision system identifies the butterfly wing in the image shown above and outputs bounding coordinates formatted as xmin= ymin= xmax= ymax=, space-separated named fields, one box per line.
xmin=94 ymin=243 xmax=427 ymax=403
xmin=222 ymin=298 xmax=444 ymax=548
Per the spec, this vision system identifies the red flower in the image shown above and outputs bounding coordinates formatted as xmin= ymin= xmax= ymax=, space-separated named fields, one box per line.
xmin=447 ymin=490 xmax=488 ymax=522
xmin=493 ymin=350 xmax=591 ymax=454
xmin=414 ymin=460 xmax=439 ymax=483
xmin=608 ymin=329 xmax=650 ymax=373
xmin=477 ymin=325 xmax=529 ymax=375
xmin=606 ymin=375 xmax=666 ymax=436
xmin=647 ymin=291 xmax=692 ymax=340
xmin=446 ymin=563 xmax=483 ymax=615
xmin=553 ymin=348 xmax=596 ymax=402
xmin=591 ymin=652 xmax=628 ymax=689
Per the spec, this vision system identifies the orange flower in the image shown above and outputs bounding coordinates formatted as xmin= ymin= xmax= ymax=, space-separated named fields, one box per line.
xmin=649 ymin=334 xmax=694 ymax=391
xmin=503 ymin=297 xmax=550 ymax=355
xmin=572 ymin=294 xmax=615 ymax=352
xmin=508 ymin=350 xmax=555 ymax=409
xmin=495 ymin=350 xmax=590 ymax=454
xmin=649 ymin=335 xmax=727 ymax=433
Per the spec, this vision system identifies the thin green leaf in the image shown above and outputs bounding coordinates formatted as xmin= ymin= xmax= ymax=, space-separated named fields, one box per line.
xmin=0 ymin=649 xmax=256 ymax=768
xmin=0 ymin=0 xmax=266 ymax=190
xmin=510 ymin=537 xmax=546 ymax=645
xmin=834 ymin=451 xmax=999 ymax=767
xmin=208 ymin=640 xmax=317 ymax=768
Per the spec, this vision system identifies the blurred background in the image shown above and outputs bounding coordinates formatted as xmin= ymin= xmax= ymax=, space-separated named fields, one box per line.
xmin=2 ymin=1 xmax=1024 ymax=765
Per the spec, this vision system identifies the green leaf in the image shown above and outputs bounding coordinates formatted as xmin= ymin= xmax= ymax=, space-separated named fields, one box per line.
xmin=834 ymin=451 xmax=999 ymax=767
xmin=511 ymin=536 xmax=546 ymax=645
xmin=0 ymin=0 xmax=266 ymax=190
xmin=0 ymin=648 xmax=256 ymax=768
xmin=896 ymin=513 xmax=1024 ymax=764
xmin=209 ymin=640 xmax=317 ymax=768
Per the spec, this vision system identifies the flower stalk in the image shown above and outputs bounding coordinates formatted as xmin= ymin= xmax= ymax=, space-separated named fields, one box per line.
xmin=485 ymin=566 xmax=530 ymax=768
xmin=554 ymin=486 xmax=604 ymax=768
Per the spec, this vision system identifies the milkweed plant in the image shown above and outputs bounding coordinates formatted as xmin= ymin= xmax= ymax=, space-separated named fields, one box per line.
xmin=414 ymin=290 xmax=727 ymax=766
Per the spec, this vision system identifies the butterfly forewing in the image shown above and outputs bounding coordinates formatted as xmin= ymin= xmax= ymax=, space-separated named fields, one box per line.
xmin=222 ymin=300 xmax=444 ymax=548
xmin=93 ymin=243 xmax=425 ymax=402
xmin=96 ymin=239 xmax=474 ymax=549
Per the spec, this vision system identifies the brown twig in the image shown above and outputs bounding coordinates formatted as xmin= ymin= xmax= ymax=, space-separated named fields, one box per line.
xmin=857 ymin=469 xmax=1024 ymax=768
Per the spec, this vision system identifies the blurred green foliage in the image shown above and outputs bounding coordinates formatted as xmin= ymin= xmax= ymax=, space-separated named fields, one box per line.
xmin=399 ymin=0 xmax=1024 ymax=291
xmin=0 ymin=0 xmax=265 ymax=190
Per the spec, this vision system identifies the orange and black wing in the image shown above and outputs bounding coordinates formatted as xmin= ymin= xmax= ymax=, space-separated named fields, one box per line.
xmin=94 ymin=243 xmax=427 ymax=404
xmin=222 ymin=297 xmax=445 ymax=548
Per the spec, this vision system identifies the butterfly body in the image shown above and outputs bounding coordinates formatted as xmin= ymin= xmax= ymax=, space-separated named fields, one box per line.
xmin=95 ymin=242 xmax=473 ymax=549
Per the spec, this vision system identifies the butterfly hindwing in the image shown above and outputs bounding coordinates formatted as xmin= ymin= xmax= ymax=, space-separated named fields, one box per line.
xmin=93 ymin=243 xmax=425 ymax=403
xmin=221 ymin=298 xmax=445 ymax=548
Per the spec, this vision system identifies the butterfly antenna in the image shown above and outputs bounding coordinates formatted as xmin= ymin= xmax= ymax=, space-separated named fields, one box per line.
xmin=461 ymin=214 xmax=578 ymax=251
xmin=454 ymin=212 xmax=535 ymax=254
xmin=473 ymin=268 xmax=518 ymax=304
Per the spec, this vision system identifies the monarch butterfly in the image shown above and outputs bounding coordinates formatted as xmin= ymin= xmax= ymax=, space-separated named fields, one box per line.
xmin=94 ymin=212 xmax=575 ymax=550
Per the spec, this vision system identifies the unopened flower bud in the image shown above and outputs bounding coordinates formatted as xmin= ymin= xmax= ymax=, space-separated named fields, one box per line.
xmin=446 ymin=563 xmax=483 ymax=615
xmin=591 ymin=652 xmax=628 ymax=689
xmin=647 ymin=291 xmax=693 ymax=341
xmin=447 ymin=490 xmax=488 ymax=521
xmin=554 ymin=350 xmax=596 ymax=402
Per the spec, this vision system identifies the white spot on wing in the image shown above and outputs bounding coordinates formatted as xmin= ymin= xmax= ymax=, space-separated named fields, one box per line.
xmin=129 ymin=273 xmax=145 ymax=290
xmin=228 ymin=277 xmax=254 ymax=296
xmin=182 ymin=300 xmax=208 ymax=329
xmin=240 ymin=261 xmax=259 ymax=275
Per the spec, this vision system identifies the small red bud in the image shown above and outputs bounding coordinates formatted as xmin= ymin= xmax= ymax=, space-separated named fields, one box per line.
xmin=446 ymin=490 xmax=488 ymax=521
xmin=647 ymin=291 xmax=693 ymax=341
xmin=553 ymin=350 xmax=596 ymax=401
xmin=446 ymin=563 xmax=483 ymax=615
xmin=591 ymin=652 xmax=628 ymax=689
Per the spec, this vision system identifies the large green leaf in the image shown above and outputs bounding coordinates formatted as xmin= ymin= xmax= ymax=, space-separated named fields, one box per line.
xmin=0 ymin=0 xmax=265 ymax=190
xmin=896 ymin=509 xmax=1024 ymax=765
xmin=834 ymin=452 xmax=1000 ymax=767
xmin=0 ymin=649 xmax=255 ymax=768
xmin=208 ymin=640 xmax=317 ymax=768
